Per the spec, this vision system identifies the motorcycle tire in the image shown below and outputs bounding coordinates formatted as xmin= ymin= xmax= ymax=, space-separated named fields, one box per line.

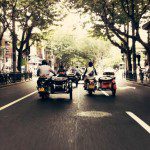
xmin=88 ymin=90 xmax=93 ymax=95
xmin=41 ymin=93 xmax=49 ymax=100
xmin=76 ymin=81 xmax=78 ymax=87
xmin=41 ymin=94 xmax=46 ymax=100
xmin=69 ymin=88 xmax=73 ymax=100
xmin=112 ymin=89 xmax=116 ymax=96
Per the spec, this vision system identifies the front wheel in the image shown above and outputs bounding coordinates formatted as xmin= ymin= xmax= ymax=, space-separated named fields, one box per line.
xmin=69 ymin=88 xmax=73 ymax=100
xmin=41 ymin=93 xmax=49 ymax=100
xmin=88 ymin=90 xmax=93 ymax=95
xmin=41 ymin=94 xmax=46 ymax=100
xmin=76 ymin=81 xmax=78 ymax=87
xmin=68 ymin=81 xmax=73 ymax=100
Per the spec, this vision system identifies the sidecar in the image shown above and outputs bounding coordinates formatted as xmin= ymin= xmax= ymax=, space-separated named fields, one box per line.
xmin=98 ymin=76 xmax=117 ymax=96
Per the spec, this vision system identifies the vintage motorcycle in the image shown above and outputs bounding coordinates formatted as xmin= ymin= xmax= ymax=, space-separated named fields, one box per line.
xmin=37 ymin=77 xmax=50 ymax=99
xmin=84 ymin=76 xmax=97 ymax=95
xmin=37 ymin=72 xmax=73 ymax=100
xmin=67 ymin=73 xmax=81 ymax=87
xmin=50 ymin=75 xmax=73 ymax=100
xmin=67 ymin=68 xmax=81 ymax=87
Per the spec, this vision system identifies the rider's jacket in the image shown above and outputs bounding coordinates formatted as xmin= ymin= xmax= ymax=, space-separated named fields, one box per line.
xmin=84 ymin=67 xmax=97 ymax=77
xmin=70 ymin=68 xmax=79 ymax=74
xmin=38 ymin=65 xmax=54 ymax=77
xmin=57 ymin=68 xmax=67 ymax=77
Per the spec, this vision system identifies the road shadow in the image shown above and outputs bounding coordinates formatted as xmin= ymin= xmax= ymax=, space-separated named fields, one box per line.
xmin=36 ymin=96 xmax=73 ymax=110
xmin=84 ymin=93 xmax=117 ymax=103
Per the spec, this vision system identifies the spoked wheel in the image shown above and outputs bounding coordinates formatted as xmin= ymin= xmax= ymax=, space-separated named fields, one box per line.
xmin=68 ymin=84 xmax=73 ymax=101
xmin=76 ymin=81 xmax=78 ymax=87
xmin=112 ymin=89 xmax=116 ymax=96
xmin=69 ymin=89 xmax=73 ymax=100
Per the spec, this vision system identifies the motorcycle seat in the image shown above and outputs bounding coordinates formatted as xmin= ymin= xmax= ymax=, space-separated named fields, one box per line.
xmin=51 ymin=76 xmax=68 ymax=82
xmin=99 ymin=77 xmax=113 ymax=82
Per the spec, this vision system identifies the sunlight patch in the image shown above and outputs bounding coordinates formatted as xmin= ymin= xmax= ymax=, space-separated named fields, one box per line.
xmin=118 ymin=86 xmax=136 ymax=90
xmin=76 ymin=111 xmax=112 ymax=118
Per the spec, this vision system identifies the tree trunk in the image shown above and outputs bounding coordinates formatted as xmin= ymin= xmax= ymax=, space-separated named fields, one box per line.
xmin=132 ymin=37 xmax=137 ymax=80
xmin=124 ymin=23 xmax=133 ymax=79
xmin=147 ymin=51 xmax=150 ymax=68
xmin=12 ymin=34 xmax=17 ymax=73
xmin=131 ymin=0 xmax=137 ymax=81
xmin=17 ymin=43 xmax=24 ymax=72
xmin=0 ymin=35 xmax=3 ymax=47
xmin=125 ymin=50 xmax=132 ymax=79
xmin=12 ymin=5 xmax=17 ymax=73
xmin=127 ymin=51 xmax=132 ymax=71
xmin=147 ymin=30 xmax=150 ymax=68
xmin=17 ymin=51 xmax=22 ymax=72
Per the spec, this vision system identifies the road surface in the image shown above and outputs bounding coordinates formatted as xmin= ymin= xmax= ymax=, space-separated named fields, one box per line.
xmin=0 ymin=78 xmax=149 ymax=150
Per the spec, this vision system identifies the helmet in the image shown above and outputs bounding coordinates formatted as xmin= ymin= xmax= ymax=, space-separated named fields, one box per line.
xmin=42 ymin=60 xmax=47 ymax=65
xmin=88 ymin=61 xmax=93 ymax=67
xmin=59 ymin=65 xmax=64 ymax=69
xmin=59 ymin=63 xmax=64 ymax=69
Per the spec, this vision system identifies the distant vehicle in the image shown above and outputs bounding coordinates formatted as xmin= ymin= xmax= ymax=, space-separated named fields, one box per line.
xmin=103 ymin=71 xmax=115 ymax=79
xmin=98 ymin=76 xmax=117 ymax=96
xmin=80 ymin=67 xmax=86 ymax=73
xmin=67 ymin=71 xmax=81 ymax=87
xmin=80 ymin=67 xmax=86 ymax=80
xmin=84 ymin=76 xmax=97 ymax=95
xmin=119 ymin=63 xmax=125 ymax=70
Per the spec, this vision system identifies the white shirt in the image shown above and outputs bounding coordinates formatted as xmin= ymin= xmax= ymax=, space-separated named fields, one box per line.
xmin=38 ymin=65 xmax=54 ymax=77
xmin=86 ymin=67 xmax=95 ymax=75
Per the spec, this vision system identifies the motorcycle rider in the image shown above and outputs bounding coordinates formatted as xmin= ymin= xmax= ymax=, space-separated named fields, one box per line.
xmin=75 ymin=66 xmax=81 ymax=76
xmin=57 ymin=64 xmax=67 ymax=77
xmin=37 ymin=60 xmax=55 ymax=86
xmin=83 ymin=61 xmax=97 ymax=89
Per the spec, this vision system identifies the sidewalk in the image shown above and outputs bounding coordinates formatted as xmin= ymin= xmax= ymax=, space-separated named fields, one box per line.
xmin=0 ymin=79 xmax=32 ymax=88
xmin=0 ymin=77 xmax=37 ymax=88
xmin=126 ymin=77 xmax=150 ymax=87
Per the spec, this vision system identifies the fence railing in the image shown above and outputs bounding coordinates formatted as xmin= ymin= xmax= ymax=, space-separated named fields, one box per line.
xmin=0 ymin=73 xmax=32 ymax=85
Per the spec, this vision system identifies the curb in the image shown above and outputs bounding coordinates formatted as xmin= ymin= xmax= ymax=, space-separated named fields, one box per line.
xmin=0 ymin=79 xmax=32 ymax=88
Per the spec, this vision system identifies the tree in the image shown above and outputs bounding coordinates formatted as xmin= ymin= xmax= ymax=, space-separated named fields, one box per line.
xmin=73 ymin=0 xmax=150 ymax=79
xmin=1 ymin=0 xmax=59 ymax=72
xmin=45 ymin=28 xmax=111 ymax=68
xmin=0 ymin=1 xmax=8 ymax=46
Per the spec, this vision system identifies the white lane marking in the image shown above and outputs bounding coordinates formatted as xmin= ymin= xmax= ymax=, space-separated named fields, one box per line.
xmin=126 ymin=111 xmax=150 ymax=134
xmin=0 ymin=91 xmax=37 ymax=111
xmin=100 ymin=90 xmax=109 ymax=96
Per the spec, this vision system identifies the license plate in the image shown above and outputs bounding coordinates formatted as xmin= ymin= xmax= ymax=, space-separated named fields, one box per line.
xmin=39 ymin=88 xmax=45 ymax=92
xmin=102 ymin=83 xmax=111 ymax=88
xmin=89 ymin=85 xmax=95 ymax=89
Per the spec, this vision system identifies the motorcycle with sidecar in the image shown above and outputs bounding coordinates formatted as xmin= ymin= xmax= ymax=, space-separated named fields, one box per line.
xmin=37 ymin=73 xmax=73 ymax=100
xmin=84 ymin=76 xmax=97 ymax=95
xmin=98 ymin=76 xmax=116 ymax=96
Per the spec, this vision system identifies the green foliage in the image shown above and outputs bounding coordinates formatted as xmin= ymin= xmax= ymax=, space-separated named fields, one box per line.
xmin=46 ymin=28 xmax=111 ymax=67
xmin=0 ymin=0 xmax=66 ymax=71
xmin=21 ymin=58 xmax=27 ymax=66
xmin=72 ymin=0 xmax=150 ymax=54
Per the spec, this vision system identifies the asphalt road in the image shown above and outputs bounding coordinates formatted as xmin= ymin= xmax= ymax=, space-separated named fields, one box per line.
xmin=0 ymin=78 xmax=149 ymax=150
